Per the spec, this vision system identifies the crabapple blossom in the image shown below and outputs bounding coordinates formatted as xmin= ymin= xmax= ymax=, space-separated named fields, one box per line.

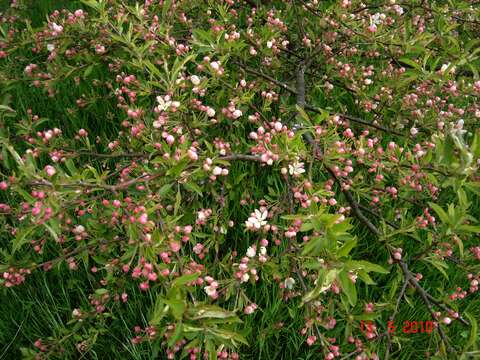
xmin=245 ymin=209 xmax=268 ymax=230
xmin=288 ymin=161 xmax=305 ymax=176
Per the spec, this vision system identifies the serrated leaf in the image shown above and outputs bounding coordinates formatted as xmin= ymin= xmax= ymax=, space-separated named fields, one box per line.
xmin=424 ymin=258 xmax=449 ymax=280
xmin=302 ymin=269 xmax=337 ymax=303
xmin=345 ymin=260 xmax=389 ymax=274
xmin=337 ymin=238 xmax=357 ymax=258
xmin=357 ymin=269 xmax=376 ymax=285
xmin=167 ymin=321 xmax=183 ymax=347
xmin=299 ymin=222 xmax=313 ymax=232
xmin=338 ymin=270 xmax=357 ymax=306
xmin=399 ymin=57 xmax=422 ymax=71
xmin=295 ymin=104 xmax=310 ymax=125
xmin=12 ymin=226 xmax=35 ymax=254
xmin=465 ymin=313 xmax=478 ymax=351
xmin=301 ymin=236 xmax=328 ymax=256
xmin=43 ymin=223 xmax=59 ymax=242
xmin=353 ymin=313 xmax=381 ymax=321
xmin=165 ymin=299 xmax=186 ymax=320
xmin=206 ymin=340 xmax=216 ymax=360
xmin=457 ymin=225 xmax=480 ymax=233
xmin=172 ymin=273 xmax=199 ymax=287
xmin=428 ymin=202 xmax=449 ymax=224
xmin=95 ymin=288 xmax=109 ymax=296
xmin=190 ymin=305 xmax=238 ymax=320
xmin=208 ymin=328 xmax=249 ymax=346
xmin=150 ymin=296 xmax=168 ymax=326
xmin=184 ymin=181 xmax=203 ymax=196
xmin=174 ymin=189 xmax=182 ymax=216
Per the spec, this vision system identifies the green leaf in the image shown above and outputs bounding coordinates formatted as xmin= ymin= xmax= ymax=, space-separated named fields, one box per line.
xmin=43 ymin=223 xmax=59 ymax=242
xmin=338 ymin=270 xmax=357 ymax=306
xmin=302 ymin=269 xmax=338 ymax=303
xmin=165 ymin=299 xmax=186 ymax=320
xmin=424 ymin=258 xmax=449 ymax=280
xmin=190 ymin=305 xmax=238 ymax=320
xmin=295 ymin=104 xmax=310 ymax=125
xmin=158 ymin=183 xmax=173 ymax=197
xmin=83 ymin=64 xmax=95 ymax=78
xmin=174 ymin=189 xmax=182 ymax=216
xmin=95 ymin=288 xmax=109 ymax=296
xmin=64 ymin=159 xmax=77 ymax=176
xmin=167 ymin=158 xmax=188 ymax=177
xmin=457 ymin=225 xmax=480 ymax=233
xmin=357 ymin=269 xmax=376 ymax=285
xmin=144 ymin=59 xmax=163 ymax=78
xmin=353 ymin=312 xmax=381 ymax=321
xmin=471 ymin=130 xmax=480 ymax=157
xmin=399 ymin=57 xmax=422 ymax=71
xmin=150 ymin=296 xmax=168 ymax=326
xmin=345 ymin=260 xmax=389 ymax=274
xmin=428 ymin=202 xmax=449 ymax=224
xmin=172 ymin=273 xmax=200 ymax=287
xmin=206 ymin=340 xmax=216 ymax=360
xmin=337 ymin=238 xmax=357 ymax=258
xmin=301 ymin=236 xmax=328 ymax=256
xmin=184 ymin=181 xmax=203 ymax=196
xmin=2 ymin=142 xmax=24 ymax=166
xmin=12 ymin=226 xmax=35 ymax=254
xmin=465 ymin=313 xmax=478 ymax=351
xmin=167 ymin=322 xmax=183 ymax=347
xmin=299 ymin=222 xmax=313 ymax=232
xmin=208 ymin=328 xmax=249 ymax=346
xmin=15 ymin=188 xmax=34 ymax=202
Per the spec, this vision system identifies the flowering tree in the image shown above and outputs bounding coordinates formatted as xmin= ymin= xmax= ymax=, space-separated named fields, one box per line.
xmin=0 ymin=0 xmax=479 ymax=359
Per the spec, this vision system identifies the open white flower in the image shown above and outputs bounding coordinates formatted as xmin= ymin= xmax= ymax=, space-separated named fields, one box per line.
xmin=156 ymin=96 xmax=172 ymax=111
xmin=371 ymin=12 xmax=385 ymax=25
xmin=190 ymin=75 xmax=201 ymax=85
xmin=245 ymin=209 xmax=268 ymax=230
xmin=73 ymin=225 xmax=85 ymax=235
xmin=284 ymin=277 xmax=295 ymax=290
xmin=440 ymin=63 xmax=456 ymax=75
xmin=204 ymin=285 xmax=216 ymax=296
xmin=288 ymin=161 xmax=305 ymax=176
xmin=246 ymin=246 xmax=256 ymax=258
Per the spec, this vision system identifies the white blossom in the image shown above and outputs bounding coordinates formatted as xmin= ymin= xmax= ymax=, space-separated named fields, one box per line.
xmin=190 ymin=75 xmax=201 ymax=85
xmin=156 ymin=96 xmax=172 ymax=111
xmin=284 ymin=277 xmax=295 ymax=290
xmin=245 ymin=209 xmax=268 ymax=230
xmin=440 ymin=63 xmax=456 ymax=75
xmin=288 ymin=161 xmax=305 ymax=176
xmin=232 ymin=109 xmax=243 ymax=119
xmin=204 ymin=285 xmax=216 ymax=296
xmin=73 ymin=225 xmax=85 ymax=234
xmin=206 ymin=107 xmax=216 ymax=117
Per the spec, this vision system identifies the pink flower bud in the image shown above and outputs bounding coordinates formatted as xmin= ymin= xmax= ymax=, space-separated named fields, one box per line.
xmin=170 ymin=242 xmax=181 ymax=252
xmin=138 ymin=213 xmax=148 ymax=225
xmin=166 ymin=134 xmax=175 ymax=145
xmin=45 ymin=165 xmax=56 ymax=177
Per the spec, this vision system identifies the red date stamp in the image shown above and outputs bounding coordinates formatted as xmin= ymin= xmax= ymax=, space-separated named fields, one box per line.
xmin=360 ymin=320 xmax=434 ymax=336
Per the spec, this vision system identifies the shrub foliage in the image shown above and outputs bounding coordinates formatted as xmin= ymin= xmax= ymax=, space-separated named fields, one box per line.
xmin=0 ymin=0 xmax=479 ymax=359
